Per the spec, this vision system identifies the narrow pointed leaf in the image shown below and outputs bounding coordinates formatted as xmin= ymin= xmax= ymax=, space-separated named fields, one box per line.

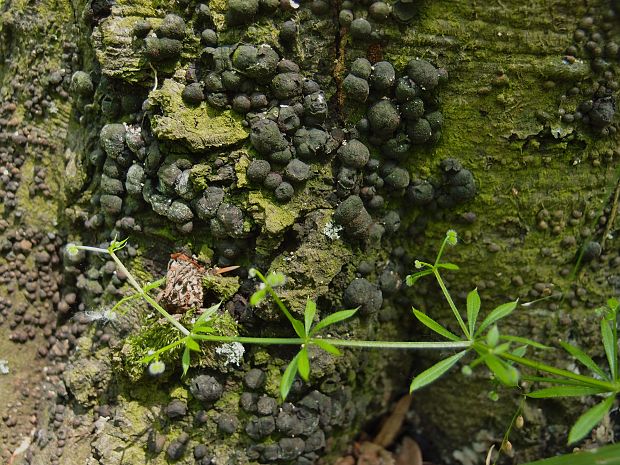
xmin=519 ymin=442 xmax=620 ymax=465
xmin=437 ymin=263 xmax=460 ymax=270
xmin=186 ymin=338 xmax=200 ymax=352
xmin=405 ymin=270 xmax=433 ymax=286
xmin=500 ymin=335 xmax=550 ymax=349
xmin=410 ymin=350 xmax=467 ymax=392
xmin=476 ymin=300 xmax=518 ymax=335
xmin=413 ymin=309 xmax=460 ymax=342
xmin=192 ymin=326 xmax=215 ymax=334
xmin=280 ymin=352 xmax=300 ymax=401
xmin=304 ymin=299 xmax=317 ymax=336
xmin=485 ymin=354 xmax=519 ymax=386
xmin=522 ymin=375 xmax=595 ymax=387
xmin=297 ymin=348 xmax=310 ymax=381
xmin=560 ymin=342 xmax=608 ymax=380
xmin=291 ymin=319 xmax=305 ymax=339
xmin=195 ymin=302 xmax=221 ymax=326
xmin=466 ymin=288 xmax=481 ymax=337
xmin=249 ymin=288 xmax=267 ymax=306
xmin=600 ymin=319 xmax=617 ymax=380
xmin=182 ymin=345 xmax=191 ymax=376
xmin=486 ymin=325 xmax=499 ymax=347
xmin=311 ymin=309 xmax=357 ymax=335
xmin=527 ymin=386 xmax=608 ymax=398
xmin=568 ymin=396 xmax=615 ymax=445
xmin=312 ymin=339 xmax=341 ymax=356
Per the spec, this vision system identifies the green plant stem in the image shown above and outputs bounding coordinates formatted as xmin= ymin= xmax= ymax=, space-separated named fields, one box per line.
xmin=433 ymin=268 xmax=470 ymax=339
xmin=434 ymin=236 xmax=448 ymax=266
xmin=485 ymin=346 xmax=619 ymax=391
xmin=253 ymin=270 xmax=300 ymax=328
xmin=191 ymin=334 xmax=471 ymax=350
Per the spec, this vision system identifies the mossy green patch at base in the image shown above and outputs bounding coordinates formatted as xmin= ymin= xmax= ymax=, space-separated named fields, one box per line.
xmin=149 ymin=79 xmax=249 ymax=152
xmin=203 ymin=274 xmax=240 ymax=301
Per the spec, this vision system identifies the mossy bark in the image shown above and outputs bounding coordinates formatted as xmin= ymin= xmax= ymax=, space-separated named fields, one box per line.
xmin=1 ymin=1 xmax=619 ymax=465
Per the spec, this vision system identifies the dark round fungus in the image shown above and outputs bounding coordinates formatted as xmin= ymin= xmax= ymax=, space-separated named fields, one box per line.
xmin=165 ymin=399 xmax=187 ymax=420
xmin=250 ymin=92 xmax=268 ymax=109
xmin=232 ymin=94 xmax=251 ymax=114
xmin=310 ymin=0 xmax=329 ymax=15
xmin=145 ymin=37 xmax=182 ymax=61
xmin=133 ymin=19 xmax=152 ymax=38
xmin=303 ymin=92 xmax=328 ymax=125
xmin=201 ymin=28 xmax=218 ymax=46
xmin=407 ymin=58 xmax=439 ymax=91
xmin=194 ymin=444 xmax=210 ymax=460
xmin=339 ymin=9 xmax=354 ymax=27
xmin=279 ymin=20 xmax=297 ymax=45
xmin=350 ymin=18 xmax=372 ymax=40
xmin=369 ymin=1 xmax=390 ymax=21
xmin=275 ymin=182 xmax=295 ymax=201
xmin=408 ymin=118 xmax=432 ymax=143
xmin=425 ymin=110 xmax=444 ymax=131
xmin=382 ymin=133 xmax=411 ymax=159
xmin=342 ymin=74 xmax=370 ymax=102
xmin=206 ymin=92 xmax=228 ymax=109
xmin=100 ymin=175 xmax=124 ymax=195
xmin=277 ymin=106 xmax=301 ymax=134
xmin=337 ymin=167 xmax=357 ymax=191
xmin=100 ymin=124 xmax=126 ymax=159
xmin=589 ymin=97 xmax=615 ymax=127
xmin=247 ymin=159 xmax=271 ymax=183
xmin=581 ymin=241 xmax=602 ymax=261
xmin=245 ymin=415 xmax=276 ymax=440
xmin=251 ymin=119 xmax=288 ymax=155
xmin=217 ymin=414 xmax=238 ymax=434
xmin=189 ymin=375 xmax=223 ymax=403
xmin=384 ymin=166 xmax=410 ymax=190
xmin=368 ymin=100 xmax=400 ymax=137
xmin=244 ymin=368 xmax=266 ymax=389
xmin=382 ymin=211 xmax=401 ymax=234
xmin=221 ymin=70 xmax=242 ymax=91
xmin=100 ymin=194 xmax=123 ymax=215
xmin=284 ymin=159 xmax=310 ymax=183
xmin=167 ymin=439 xmax=187 ymax=461
xmin=293 ymin=128 xmax=329 ymax=159
xmin=217 ymin=204 xmax=244 ymax=236
xmin=343 ymin=278 xmax=383 ymax=315
xmin=232 ymin=44 xmax=279 ymax=82
xmin=350 ymin=58 xmax=372 ymax=79
xmin=166 ymin=201 xmax=194 ymax=223
xmin=194 ymin=186 xmax=224 ymax=220
xmin=181 ymin=83 xmax=204 ymax=105
xmin=156 ymin=14 xmax=186 ymax=40
xmin=279 ymin=438 xmax=305 ymax=460
xmin=204 ymin=72 xmax=224 ymax=92
xmin=256 ymin=396 xmax=278 ymax=416
xmin=395 ymin=77 xmax=420 ymax=103
xmin=303 ymin=79 xmax=321 ymax=95
xmin=227 ymin=0 xmax=259 ymax=24
xmin=334 ymin=195 xmax=364 ymax=224
xmin=271 ymin=73 xmax=304 ymax=100
xmin=337 ymin=139 xmax=370 ymax=169
xmin=407 ymin=180 xmax=434 ymax=205
xmin=269 ymin=148 xmax=293 ymax=164
xmin=264 ymin=172 xmax=283 ymax=190
xmin=125 ymin=165 xmax=146 ymax=196
xmin=369 ymin=62 xmax=396 ymax=94
xmin=277 ymin=59 xmax=300 ymax=73
xmin=70 ymin=71 xmax=93 ymax=96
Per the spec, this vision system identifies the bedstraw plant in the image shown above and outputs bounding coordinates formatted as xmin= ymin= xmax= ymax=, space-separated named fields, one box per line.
xmin=67 ymin=229 xmax=620 ymax=461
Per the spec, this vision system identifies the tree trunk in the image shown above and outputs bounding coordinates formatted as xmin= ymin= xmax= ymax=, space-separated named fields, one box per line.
xmin=1 ymin=0 xmax=619 ymax=464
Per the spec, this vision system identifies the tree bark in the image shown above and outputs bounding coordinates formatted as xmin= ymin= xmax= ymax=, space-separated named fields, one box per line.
xmin=1 ymin=0 xmax=619 ymax=464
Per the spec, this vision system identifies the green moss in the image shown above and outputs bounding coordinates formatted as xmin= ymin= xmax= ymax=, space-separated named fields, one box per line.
xmin=203 ymin=274 xmax=240 ymax=301
xmin=149 ymin=79 xmax=249 ymax=151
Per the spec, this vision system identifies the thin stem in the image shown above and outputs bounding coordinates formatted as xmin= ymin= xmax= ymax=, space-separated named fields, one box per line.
xmin=434 ymin=236 xmax=448 ymax=266
xmin=192 ymin=335 xmax=303 ymax=345
xmin=253 ymin=270 xmax=300 ymax=327
xmin=75 ymin=245 xmax=108 ymax=254
xmin=433 ymin=268 xmax=470 ymax=339
xmin=108 ymin=250 xmax=190 ymax=336
xmin=497 ymin=349 xmax=619 ymax=391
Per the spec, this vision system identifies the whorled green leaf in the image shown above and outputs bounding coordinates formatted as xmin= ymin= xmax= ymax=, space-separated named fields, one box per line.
xmin=476 ymin=300 xmax=518 ymax=335
xmin=486 ymin=325 xmax=499 ymax=347
xmin=568 ymin=396 xmax=615 ymax=445
xmin=521 ymin=375 xmax=592 ymax=387
xmin=405 ymin=270 xmax=433 ymax=286
xmin=280 ymin=352 xmax=301 ymax=401
xmin=409 ymin=350 xmax=467 ymax=392
xmin=559 ymin=341 xmax=608 ymax=380
xmin=182 ymin=345 xmax=191 ymax=377
xmin=412 ymin=308 xmax=460 ymax=342
xmin=304 ymin=299 xmax=317 ymax=337
xmin=437 ymin=263 xmax=460 ymax=270
xmin=466 ymin=288 xmax=480 ymax=337
xmin=311 ymin=309 xmax=357 ymax=335
xmin=527 ymin=386 xmax=608 ymax=398
xmin=600 ymin=319 xmax=617 ymax=380
xmin=484 ymin=354 xmax=519 ymax=387
xmin=109 ymin=237 xmax=129 ymax=253
xmin=291 ymin=319 xmax=305 ymax=339
xmin=607 ymin=297 xmax=619 ymax=312
xmin=186 ymin=337 xmax=200 ymax=352
xmin=297 ymin=347 xmax=310 ymax=381
xmin=511 ymin=345 xmax=528 ymax=358
xmin=249 ymin=288 xmax=267 ymax=306
xmin=312 ymin=339 xmax=341 ymax=356
xmin=500 ymin=335 xmax=550 ymax=349
xmin=195 ymin=302 xmax=221 ymax=327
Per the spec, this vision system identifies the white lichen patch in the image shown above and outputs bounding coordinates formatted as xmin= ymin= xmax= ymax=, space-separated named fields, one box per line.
xmin=216 ymin=342 xmax=245 ymax=366
xmin=322 ymin=221 xmax=343 ymax=240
